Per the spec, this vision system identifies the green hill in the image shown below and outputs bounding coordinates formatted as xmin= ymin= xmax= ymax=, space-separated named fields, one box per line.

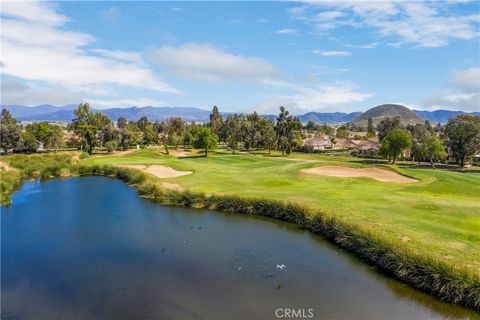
xmin=352 ymin=104 xmax=425 ymax=126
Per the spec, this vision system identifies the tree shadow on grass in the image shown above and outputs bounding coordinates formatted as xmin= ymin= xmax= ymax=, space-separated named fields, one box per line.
xmin=178 ymin=155 xmax=206 ymax=159
xmin=399 ymin=163 xmax=480 ymax=173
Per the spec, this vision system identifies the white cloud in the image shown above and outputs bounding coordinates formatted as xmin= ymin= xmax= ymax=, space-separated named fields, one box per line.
xmin=1 ymin=1 xmax=180 ymax=103
xmin=87 ymin=98 xmax=167 ymax=109
xmin=98 ymin=6 xmax=121 ymax=22
xmin=420 ymin=68 xmax=480 ymax=112
xmin=451 ymin=67 xmax=480 ymax=92
xmin=148 ymin=43 xmax=278 ymax=81
xmin=313 ymin=50 xmax=351 ymax=56
xmin=275 ymin=28 xmax=298 ymax=35
xmin=91 ymin=49 xmax=144 ymax=65
xmin=260 ymin=78 xmax=293 ymax=88
xmin=1 ymin=80 xmax=83 ymax=106
xmin=253 ymin=97 xmax=301 ymax=115
xmin=443 ymin=93 xmax=477 ymax=103
xmin=1 ymin=1 xmax=68 ymax=26
xmin=345 ymin=42 xmax=378 ymax=49
xmin=422 ymin=92 xmax=479 ymax=112
xmin=290 ymin=83 xmax=374 ymax=111
xmin=257 ymin=79 xmax=374 ymax=113
xmin=315 ymin=11 xmax=344 ymax=20
xmin=290 ymin=1 xmax=480 ymax=48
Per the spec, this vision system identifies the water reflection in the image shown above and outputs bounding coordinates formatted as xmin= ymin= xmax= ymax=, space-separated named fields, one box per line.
xmin=2 ymin=177 xmax=477 ymax=319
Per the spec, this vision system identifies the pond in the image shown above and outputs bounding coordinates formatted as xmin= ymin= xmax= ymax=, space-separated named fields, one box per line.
xmin=1 ymin=177 xmax=476 ymax=319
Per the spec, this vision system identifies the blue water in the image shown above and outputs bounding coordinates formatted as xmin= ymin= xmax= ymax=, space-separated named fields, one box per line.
xmin=1 ymin=177 xmax=476 ymax=319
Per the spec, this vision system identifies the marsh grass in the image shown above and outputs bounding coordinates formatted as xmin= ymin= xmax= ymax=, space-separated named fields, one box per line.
xmin=0 ymin=169 xmax=21 ymax=205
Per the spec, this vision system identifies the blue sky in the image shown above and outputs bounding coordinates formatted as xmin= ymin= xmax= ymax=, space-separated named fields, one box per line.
xmin=1 ymin=1 xmax=479 ymax=114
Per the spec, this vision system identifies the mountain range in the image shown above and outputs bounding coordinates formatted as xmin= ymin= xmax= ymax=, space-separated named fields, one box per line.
xmin=1 ymin=104 xmax=479 ymax=124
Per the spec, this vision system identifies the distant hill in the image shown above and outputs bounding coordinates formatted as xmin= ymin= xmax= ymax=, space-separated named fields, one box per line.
xmin=101 ymin=106 xmax=212 ymax=122
xmin=413 ymin=109 xmax=480 ymax=124
xmin=3 ymin=104 xmax=77 ymax=119
xmin=298 ymin=111 xmax=362 ymax=124
xmin=2 ymin=105 xmax=213 ymax=123
xmin=1 ymin=104 xmax=477 ymax=124
xmin=351 ymin=104 xmax=424 ymax=126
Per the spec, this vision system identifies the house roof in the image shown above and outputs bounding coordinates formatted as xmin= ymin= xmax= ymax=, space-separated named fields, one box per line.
xmin=304 ymin=134 xmax=332 ymax=147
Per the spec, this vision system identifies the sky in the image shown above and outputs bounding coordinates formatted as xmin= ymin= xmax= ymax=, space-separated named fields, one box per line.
xmin=1 ymin=0 xmax=479 ymax=114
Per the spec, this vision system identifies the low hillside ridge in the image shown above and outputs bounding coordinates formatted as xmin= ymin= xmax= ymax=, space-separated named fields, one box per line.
xmin=352 ymin=104 xmax=425 ymax=126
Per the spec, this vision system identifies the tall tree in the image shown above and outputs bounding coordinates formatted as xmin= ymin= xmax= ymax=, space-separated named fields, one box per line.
xmin=25 ymin=122 xmax=50 ymax=142
xmin=379 ymin=128 xmax=412 ymax=164
xmin=143 ymin=123 xmax=158 ymax=146
xmin=367 ymin=117 xmax=375 ymax=138
xmin=135 ymin=116 xmax=157 ymax=146
xmin=224 ymin=114 xmax=242 ymax=154
xmin=377 ymin=116 xmax=402 ymax=141
xmin=21 ymin=131 xmax=39 ymax=152
xmin=424 ymin=135 xmax=447 ymax=168
xmin=275 ymin=106 xmax=302 ymax=155
xmin=71 ymin=103 xmax=111 ymax=154
xmin=137 ymin=116 xmax=149 ymax=132
xmin=193 ymin=127 xmax=218 ymax=157
xmin=243 ymin=112 xmax=262 ymax=151
xmin=119 ymin=124 xmax=141 ymax=151
xmin=407 ymin=123 xmax=431 ymax=163
xmin=0 ymin=109 xmax=22 ymax=153
xmin=444 ymin=115 xmax=480 ymax=167
xmin=117 ymin=117 xmax=128 ymax=129
xmin=209 ymin=105 xmax=223 ymax=138
xmin=305 ymin=120 xmax=317 ymax=132
xmin=43 ymin=125 xmax=64 ymax=150
xmin=261 ymin=118 xmax=276 ymax=154
xmin=183 ymin=131 xmax=194 ymax=148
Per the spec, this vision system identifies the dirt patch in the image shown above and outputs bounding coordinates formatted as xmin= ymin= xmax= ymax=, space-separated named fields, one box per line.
xmin=160 ymin=182 xmax=183 ymax=191
xmin=169 ymin=150 xmax=189 ymax=158
xmin=114 ymin=149 xmax=137 ymax=156
xmin=115 ymin=164 xmax=192 ymax=179
xmin=301 ymin=165 xmax=417 ymax=183
xmin=0 ymin=161 xmax=15 ymax=172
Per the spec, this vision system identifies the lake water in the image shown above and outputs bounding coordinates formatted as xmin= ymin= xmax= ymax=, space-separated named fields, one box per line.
xmin=1 ymin=177 xmax=477 ymax=319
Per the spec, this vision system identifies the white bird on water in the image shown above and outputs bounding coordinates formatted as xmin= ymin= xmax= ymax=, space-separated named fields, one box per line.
xmin=276 ymin=264 xmax=286 ymax=270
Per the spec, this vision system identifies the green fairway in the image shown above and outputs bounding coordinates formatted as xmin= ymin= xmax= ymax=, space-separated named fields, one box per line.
xmin=83 ymin=149 xmax=480 ymax=275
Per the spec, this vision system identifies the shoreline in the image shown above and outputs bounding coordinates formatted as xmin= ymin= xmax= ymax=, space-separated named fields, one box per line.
xmin=2 ymin=155 xmax=479 ymax=312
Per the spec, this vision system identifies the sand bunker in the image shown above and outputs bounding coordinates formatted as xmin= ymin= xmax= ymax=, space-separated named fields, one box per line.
xmin=302 ymin=166 xmax=417 ymax=183
xmin=116 ymin=164 xmax=192 ymax=179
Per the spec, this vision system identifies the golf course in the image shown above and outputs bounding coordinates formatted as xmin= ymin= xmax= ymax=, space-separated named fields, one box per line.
xmin=1 ymin=149 xmax=479 ymax=311
xmin=80 ymin=148 xmax=480 ymax=273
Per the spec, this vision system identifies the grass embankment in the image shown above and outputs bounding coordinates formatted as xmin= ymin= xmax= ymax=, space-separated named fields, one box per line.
xmin=1 ymin=151 xmax=479 ymax=311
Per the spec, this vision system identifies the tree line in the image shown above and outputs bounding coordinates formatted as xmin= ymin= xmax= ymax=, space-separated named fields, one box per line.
xmin=0 ymin=109 xmax=64 ymax=153
xmin=376 ymin=115 xmax=480 ymax=167
xmin=1 ymin=104 xmax=478 ymax=166
xmin=0 ymin=104 xmax=303 ymax=157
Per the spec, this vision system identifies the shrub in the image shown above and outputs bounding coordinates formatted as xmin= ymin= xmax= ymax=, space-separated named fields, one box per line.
xmin=79 ymin=152 xmax=90 ymax=159
xmin=105 ymin=141 xmax=118 ymax=152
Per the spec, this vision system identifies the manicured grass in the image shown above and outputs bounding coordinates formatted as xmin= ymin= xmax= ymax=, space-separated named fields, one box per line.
xmin=83 ymin=148 xmax=480 ymax=275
